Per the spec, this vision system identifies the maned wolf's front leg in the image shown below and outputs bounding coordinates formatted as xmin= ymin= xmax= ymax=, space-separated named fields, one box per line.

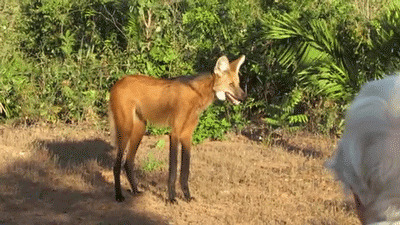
xmin=168 ymin=134 xmax=179 ymax=203
xmin=180 ymin=137 xmax=193 ymax=201
xmin=179 ymin=116 xmax=198 ymax=202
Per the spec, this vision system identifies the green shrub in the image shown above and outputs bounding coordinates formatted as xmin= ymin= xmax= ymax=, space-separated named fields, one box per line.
xmin=193 ymin=104 xmax=232 ymax=143
xmin=2 ymin=0 xmax=400 ymax=138
xmin=142 ymin=152 xmax=164 ymax=172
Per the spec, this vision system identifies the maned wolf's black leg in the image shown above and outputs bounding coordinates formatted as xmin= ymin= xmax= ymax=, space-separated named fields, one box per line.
xmin=168 ymin=134 xmax=179 ymax=203
xmin=124 ymin=121 xmax=146 ymax=195
xmin=114 ymin=154 xmax=124 ymax=201
xmin=114 ymin=131 xmax=129 ymax=202
xmin=180 ymin=138 xmax=193 ymax=202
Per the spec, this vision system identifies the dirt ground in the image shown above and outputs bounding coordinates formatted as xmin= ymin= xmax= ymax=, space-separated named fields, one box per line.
xmin=0 ymin=124 xmax=359 ymax=225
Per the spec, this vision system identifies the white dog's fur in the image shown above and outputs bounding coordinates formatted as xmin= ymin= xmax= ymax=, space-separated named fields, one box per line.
xmin=326 ymin=76 xmax=400 ymax=224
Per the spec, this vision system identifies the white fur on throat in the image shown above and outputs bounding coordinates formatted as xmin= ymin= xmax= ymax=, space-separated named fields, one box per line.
xmin=216 ymin=91 xmax=226 ymax=101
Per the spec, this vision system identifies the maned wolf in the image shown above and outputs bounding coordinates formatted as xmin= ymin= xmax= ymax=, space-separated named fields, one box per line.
xmin=109 ymin=55 xmax=247 ymax=203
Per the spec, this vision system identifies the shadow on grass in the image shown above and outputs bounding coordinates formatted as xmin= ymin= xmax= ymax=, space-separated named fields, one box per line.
xmin=274 ymin=138 xmax=324 ymax=158
xmin=0 ymin=138 xmax=169 ymax=224
xmin=38 ymin=138 xmax=115 ymax=168
xmin=39 ymin=138 xmax=170 ymax=198
xmin=241 ymin=127 xmax=324 ymax=158
xmin=0 ymin=170 xmax=168 ymax=224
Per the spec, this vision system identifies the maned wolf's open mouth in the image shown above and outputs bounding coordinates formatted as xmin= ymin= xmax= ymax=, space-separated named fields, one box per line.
xmin=226 ymin=92 xmax=241 ymax=105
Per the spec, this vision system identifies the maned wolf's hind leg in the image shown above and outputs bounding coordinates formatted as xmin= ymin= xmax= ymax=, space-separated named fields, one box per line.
xmin=123 ymin=120 xmax=146 ymax=195
xmin=114 ymin=129 xmax=130 ymax=202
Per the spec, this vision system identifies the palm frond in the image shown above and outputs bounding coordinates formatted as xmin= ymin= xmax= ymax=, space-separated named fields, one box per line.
xmin=265 ymin=13 xmax=337 ymax=71
xmin=265 ymin=12 xmax=353 ymax=102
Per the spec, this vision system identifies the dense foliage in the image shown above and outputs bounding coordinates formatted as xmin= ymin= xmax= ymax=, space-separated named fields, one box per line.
xmin=1 ymin=0 xmax=400 ymax=140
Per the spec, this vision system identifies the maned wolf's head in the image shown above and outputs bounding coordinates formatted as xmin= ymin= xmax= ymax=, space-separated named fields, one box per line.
xmin=213 ymin=55 xmax=247 ymax=105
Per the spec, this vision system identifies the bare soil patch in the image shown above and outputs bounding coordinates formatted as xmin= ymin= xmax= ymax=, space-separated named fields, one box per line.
xmin=0 ymin=124 xmax=359 ymax=224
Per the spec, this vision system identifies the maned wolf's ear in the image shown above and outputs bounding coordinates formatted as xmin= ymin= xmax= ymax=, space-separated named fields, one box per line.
xmin=230 ymin=55 xmax=245 ymax=74
xmin=214 ymin=56 xmax=230 ymax=76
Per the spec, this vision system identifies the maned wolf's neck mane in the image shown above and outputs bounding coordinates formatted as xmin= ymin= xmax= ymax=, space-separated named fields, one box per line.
xmin=167 ymin=73 xmax=216 ymax=109
xmin=182 ymin=72 xmax=215 ymax=93
xmin=165 ymin=73 xmax=215 ymax=90
xmin=165 ymin=72 xmax=212 ymax=82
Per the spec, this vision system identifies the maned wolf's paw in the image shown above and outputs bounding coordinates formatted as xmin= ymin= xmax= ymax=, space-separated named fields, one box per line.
xmin=184 ymin=196 xmax=195 ymax=202
xmin=166 ymin=198 xmax=178 ymax=205
xmin=115 ymin=194 xmax=125 ymax=202
xmin=128 ymin=189 xmax=142 ymax=195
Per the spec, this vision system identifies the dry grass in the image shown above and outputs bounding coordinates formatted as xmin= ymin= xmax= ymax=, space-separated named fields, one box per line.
xmin=0 ymin=124 xmax=359 ymax=224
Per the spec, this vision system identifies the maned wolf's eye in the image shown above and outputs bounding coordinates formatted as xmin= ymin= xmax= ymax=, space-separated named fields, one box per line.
xmin=229 ymin=83 xmax=234 ymax=87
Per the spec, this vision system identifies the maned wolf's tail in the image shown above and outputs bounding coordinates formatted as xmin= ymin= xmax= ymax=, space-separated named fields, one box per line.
xmin=109 ymin=105 xmax=117 ymax=148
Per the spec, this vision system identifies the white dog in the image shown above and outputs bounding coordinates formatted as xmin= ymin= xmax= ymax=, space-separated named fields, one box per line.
xmin=326 ymin=76 xmax=400 ymax=224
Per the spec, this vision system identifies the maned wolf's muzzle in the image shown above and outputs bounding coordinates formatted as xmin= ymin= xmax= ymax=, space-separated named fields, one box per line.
xmin=239 ymin=90 xmax=247 ymax=101
xmin=226 ymin=88 xmax=247 ymax=105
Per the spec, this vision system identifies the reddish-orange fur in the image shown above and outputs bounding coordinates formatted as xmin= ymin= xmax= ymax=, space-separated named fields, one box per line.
xmin=109 ymin=55 xmax=246 ymax=203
